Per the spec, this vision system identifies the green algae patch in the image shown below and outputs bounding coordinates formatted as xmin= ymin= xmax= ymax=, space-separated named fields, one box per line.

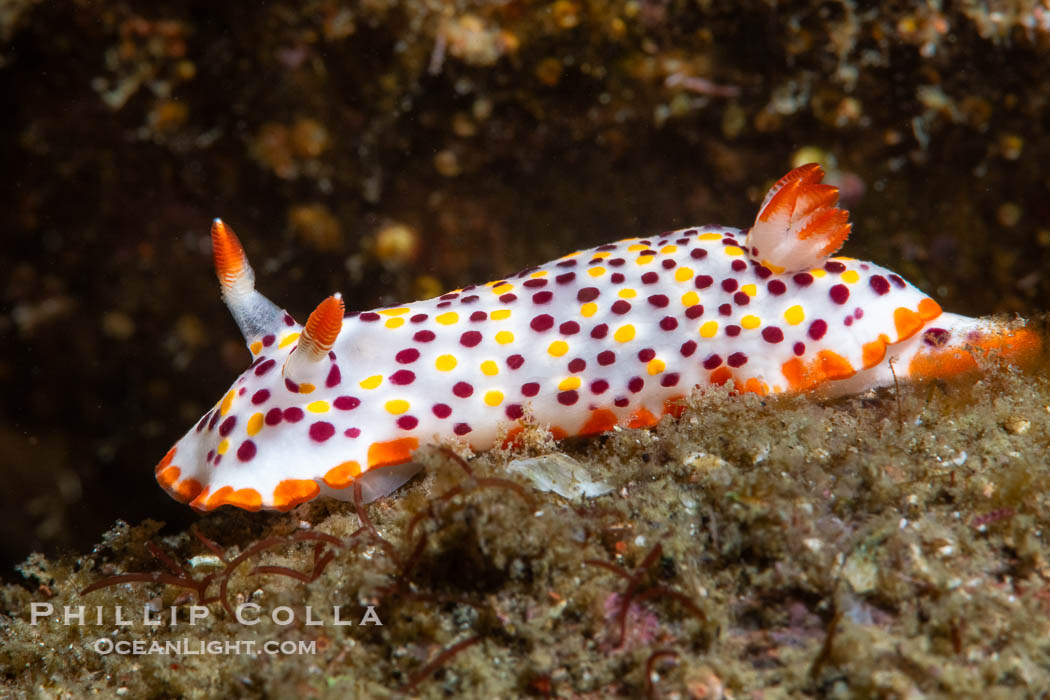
xmin=4 ymin=333 xmax=1050 ymax=697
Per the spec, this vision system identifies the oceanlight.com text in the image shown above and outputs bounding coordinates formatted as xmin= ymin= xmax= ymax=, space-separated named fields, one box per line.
xmin=92 ymin=638 xmax=318 ymax=656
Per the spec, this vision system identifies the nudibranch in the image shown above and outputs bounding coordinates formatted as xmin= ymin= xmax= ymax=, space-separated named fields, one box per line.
xmin=155 ymin=164 xmax=1039 ymax=511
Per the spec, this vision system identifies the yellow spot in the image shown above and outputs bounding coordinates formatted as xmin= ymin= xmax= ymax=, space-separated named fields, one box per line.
xmin=307 ymin=400 xmax=330 ymax=413
xmin=220 ymin=390 xmax=236 ymax=416
xmin=436 ymin=312 xmax=459 ymax=325
xmin=385 ymin=399 xmax=410 ymax=415
xmin=581 ymin=302 xmax=598 ymax=317
xmin=299 ymin=383 xmax=315 ymax=394
xmin=618 ymin=288 xmax=637 ymax=299
xmin=699 ymin=321 xmax=718 ymax=338
xmin=783 ymin=305 xmax=805 ymax=326
xmin=481 ymin=360 xmax=499 ymax=376
xmin=762 ymin=259 xmax=786 ymax=274
xmin=636 ymin=255 xmax=654 ymax=265
xmin=674 ymin=267 xmax=694 ymax=282
xmin=530 ymin=270 xmax=549 ymax=278
xmin=548 ymin=340 xmax=569 ymax=357
xmin=493 ymin=283 xmax=513 ymax=294
xmin=741 ymin=284 xmax=757 ymax=296
xmin=841 ymin=270 xmax=860 ymax=283
xmin=495 ymin=330 xmax=514 ymax=345
xmin=385 ymin=318 xmax=405 ymax=329
xmin=247 ymin=413 xmax=264 ymax=436
xmin=379 ymin=307 xmax=410 ymax=316
xmin=681 ymin=291 xmax=699 ymax=307
xmin=660 ymin=245 xmax=678 ymax=254
xmin=359 ymin=375 xmax=383 ymax=390
xmin=591 ymin=251 xmax=611 ymax=259
xmin=217 ymin=439 xmax=229 ymax=455
xmin=588 ymin=266 xmax=606 ymax=278
xmin=491 ymin=309 xmax=511 ymax=321
xmin=278 ymin=332 xmax=300 ymax=348
xmin=484 ymin=390 xmax=503 ymax=407
xmin=628 ymin=244 xmax=648 ymax=252
xmin=724 ymin=246 xmax=744 ymax=256
xmin=647 ymin=358 xmax=666 ymax=375
xmin=811 ymin=269 xmax=827 ymax=278
xmin=699 ymin=232 xmax=722 ymax=240
xmin=249 ymin=341 xmax=263 ymax=354
xmin=614 ymin=324 xmax=636 ymax=343
xmin=435 ymin=354 xmax=457 ymax=371
xmin=740 ymin=315 xmax=761 ymax=330
xmin=559 ymin=376 xmax=581 ymax=390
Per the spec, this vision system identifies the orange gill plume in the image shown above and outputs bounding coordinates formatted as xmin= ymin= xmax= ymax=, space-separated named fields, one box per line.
xmin=746 ymin=163 xmax=852 ymax=273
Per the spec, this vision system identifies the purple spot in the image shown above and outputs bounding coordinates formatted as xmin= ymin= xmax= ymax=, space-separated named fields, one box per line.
xmin=685 ymin=305 xmax=704 ymax=319
xmin=453 ymin=423 xmax=472 ymax=435
xmin=309 ymin=421 xmax=335 ymax=442
xmin=284 ymin=313 xmax=295 ymax=326
xmin=410 ymin=314 xmax=429 ymax=323
xmin=808 ymin=320 xmax=828 ymax=340
xmin=568 ymin=358 xmax=586 ymax=373
xmin=614 ymin=397 xmax=630 ymax=408
xmin=460 ymin=295 xmax=480 ymax=304
xmin=453 ymin=382 xmax=474 ymax=398
xmin=251 ymin=389 xmax=271 ymax=405
xmin=397 ymin=416 xmax=418 ymax=430
xmin=360 ymin=312 xmax=380 ymax=322
xmin=432 ymin=403 xmax=452 ymax=419
xmin=762 ymin=326 xmax=784 ymax=343
xmin=499 ymin=293 xmax=517 ymax=303
xmin=727 ymin=352 xmax=748 ymax=368
xmin=829 ymin=284 xmax=850 ymax=304
xmin=591 ymin=379 xmax=609 ymax=394
xmin=284 ymin=407 xmax=304 ymax=423
xmin=844 ymin=316 xmax=854 ymax=327
xmin=641 ymin=272 xmax=660 ymax=284
xmin=680 ymin=340 xmax=697 ymax=357
xmin=869 ymin=275 xmax=890 ymax=295
xmin=596 ymin=244 xmax=617 ymax=251
xmin=208 ymin=411 xmax=221 ymax=431
xmin=460 ymin=331 xmax=483 ymax=347
xmin=628 ymin=377 xmax=644 ymax=393
xmin=334 ymin=395 xmax=360 ymax=410
xmin=690 ymin=248 xmax=707 ymax=259
xmin=255 ymin=359 xmax=276 ymax=376
xmin=219 ymin=416 xmax=237 ymax=437
xmin=793 ymin=342 xmax=805 ymax=356
xmin=506 ymin=354 xmax=525 ymax=370
xmin=470 ymin=310 xmax=488 ymax=322
xmin=660 ymin=373 xmax=680 ymax=387
xmin=703 ymin=354 xmax=723 ymax=369
xmin=285 ymin=378 xmax=300 ymax=393
xmin=521 ymin=382 xmax=540 ymax=397
xmin=793 ymin=273 xmax=813 ymax=287
xmin=923 ymin=327 xmax=950 ymax=347
xmin=577 ymin=287 xmax=600 ymax=302
xmin=390 ymin=370 xmax=415 ymax=385
xmin=610 ymin=273 xmax=626 ymax=284
xmin=731 ymin=260 xmax=747 ymax=272
xmin=265 ymin=408 xmax=283 ymax=426
xmin=638 ymin=348 xmax=655 ymax=362
xmin=557 ymin=259 xmax=578 ymax=268
xmin=557 ymin=391 xmax=579 ymax=406
xmin=556 ymin=272 xmax=576 ymax=284
xmin=754 ymin=266 xmax=772 ymax=279
xmin=661 ymin=259 xmax=677 ymax=270
xmin=725 ymin=325 xmax=741 ymax=337
xmin=196 ymin=412 xmax=210 ymax=432
xmin=524 ymin=278 xmax=547 ymax=289
xmin=591 ymin=324 xmax=609 ymax=339
xmin=345 ymin=428 xmax=361 ymax=438
xmin=854 ymin=308 xmax=863 ymax=319
xmin=396 ymin=348 xmax=420 ymax=364
xmin=733 ymin=292 xmax=749 ymax=306
xmin=262 ymin=334 xmax=276 ymax=347
xmin=659 ymin=316 xmax=678 ymax=331
xmin=694 ymin=275 xmax=714 ymax=289
xmin=889 ymin=274 xmax=906 ymax=288
xmin=767 ymin=280 xmax=787 ymax=295
xmin=718 ymin=304 xmax=732 ymax=316
xmin=533 ymin=291 xmax=553 ymax=304
xmin=530 ymin=314 xmax=554 ymax=332
xmin=436 ymin=301 xmax=452 ymax=308
xmin=237 ymin=440 xmax=257 ymax=462
xmin=597 ymin=350 xmax=616 ymax=365
xmin=612 ymin=300 xmax=631 ymax=314
xmin=648 ymin=295 xmax=669 ymax=308
xmin=414 ymin=330 xmax=436 ymax=343
xmin=824 ymin=261 xmax=846 ymax=273
xmin=440 ymin=292 xmax=459 ymax=300
xmin=560 ymin=321 xmax=580 ymax=335
xmin=326 ymin=364 xmax=342 ymax=388
xmin=506 ymin=404 xmax=524 ymax=420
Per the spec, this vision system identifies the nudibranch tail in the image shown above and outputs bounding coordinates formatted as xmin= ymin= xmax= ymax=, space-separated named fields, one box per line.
xmin=747 ymin=163 xmax=851 ymax=273
xmin=211 ymin=218 xmax=286 ymax=344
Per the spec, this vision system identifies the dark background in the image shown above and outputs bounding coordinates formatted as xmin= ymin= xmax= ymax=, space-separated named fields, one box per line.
xmin=2 ymin=0 xmax=1048 ymax=578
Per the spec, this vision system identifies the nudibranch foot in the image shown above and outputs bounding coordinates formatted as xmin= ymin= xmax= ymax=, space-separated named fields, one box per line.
xmin=155 ymin=165 xmax=1040 ymax=511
